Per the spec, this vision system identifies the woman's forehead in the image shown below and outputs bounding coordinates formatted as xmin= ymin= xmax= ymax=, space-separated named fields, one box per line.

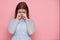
xmin=18 ymin=9 xmax=26 ymax=12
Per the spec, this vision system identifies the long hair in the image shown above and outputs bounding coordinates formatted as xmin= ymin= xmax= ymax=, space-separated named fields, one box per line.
xmin=15 ymin=2 xmax=29 ymax=19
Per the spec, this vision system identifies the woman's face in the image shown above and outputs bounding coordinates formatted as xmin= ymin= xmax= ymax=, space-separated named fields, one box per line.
xmin=17 ymin=9 xmax=27 ymax=19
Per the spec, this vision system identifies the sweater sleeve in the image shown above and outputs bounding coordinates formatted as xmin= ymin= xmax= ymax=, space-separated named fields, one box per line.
xmin=8 ymin=18 xmax=19 ymax=34
xmin=26 ymin=19 xmax=35 ymax=35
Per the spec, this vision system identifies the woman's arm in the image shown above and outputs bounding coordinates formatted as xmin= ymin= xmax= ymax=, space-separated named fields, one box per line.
xmin=8 ymin=18 xmax=19 ymax=34
xmin=26 ymin=19 xmax=35 ymax=35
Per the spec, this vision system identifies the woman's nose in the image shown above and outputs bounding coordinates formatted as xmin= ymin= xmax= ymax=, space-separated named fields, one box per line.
xmin=20 ymin=14 xmax=24 ymax=18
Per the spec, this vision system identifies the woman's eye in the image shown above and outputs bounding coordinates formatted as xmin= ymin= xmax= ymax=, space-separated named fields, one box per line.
xmin=18 ymin=11 xmax=21 ymax=13
xmin=23 ymin=12 xmax=26 ymax=13
xmin=18 ymin=11 xmax=25 ymax=13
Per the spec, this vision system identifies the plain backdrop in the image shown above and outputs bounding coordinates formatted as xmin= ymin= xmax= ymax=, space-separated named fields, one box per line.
xmin=0 ymin=0 xmax=59 ymax=40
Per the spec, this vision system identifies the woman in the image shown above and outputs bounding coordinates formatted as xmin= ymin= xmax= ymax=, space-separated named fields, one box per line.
xmin=8 ymin=2 xmax=35 ymax=40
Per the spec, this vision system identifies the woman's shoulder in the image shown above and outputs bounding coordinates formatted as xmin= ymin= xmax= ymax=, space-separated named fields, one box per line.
xmin=11 ymin=18 xmax=21 ymax=21
xmin=9 ymin=18 xmax=15 ymax=22
xmin=9 ymin=18 xmax=19 ymax=23
xmin=26 ymin=18 xmax=33 ymax=21
xmin=26 ymin=19 xmax=34 ymax=24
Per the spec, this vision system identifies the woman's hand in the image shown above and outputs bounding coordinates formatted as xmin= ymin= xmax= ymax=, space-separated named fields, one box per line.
xmin=22 ymin=14 xmax=28 ymax=20
xmin=16 ymin=14 xmax=21 ymax=20
xmin=16 ymin=13 xmax=28 ymax=20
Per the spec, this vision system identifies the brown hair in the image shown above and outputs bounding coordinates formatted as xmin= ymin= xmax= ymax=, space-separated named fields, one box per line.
xmin=15 ymin=2 xmax=29 ymax=19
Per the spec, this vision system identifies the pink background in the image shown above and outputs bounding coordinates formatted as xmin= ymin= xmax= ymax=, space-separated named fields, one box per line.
xmin=0 ymin=0 xmax=59 ymax=40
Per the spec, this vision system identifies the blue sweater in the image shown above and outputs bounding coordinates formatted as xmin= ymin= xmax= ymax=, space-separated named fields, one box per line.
xmin=8 ymin=18 xmax=35 ymax=40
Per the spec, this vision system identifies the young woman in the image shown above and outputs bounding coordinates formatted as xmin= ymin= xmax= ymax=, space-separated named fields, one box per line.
xmin=8 ymin=2 xmax=35 ymax=40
